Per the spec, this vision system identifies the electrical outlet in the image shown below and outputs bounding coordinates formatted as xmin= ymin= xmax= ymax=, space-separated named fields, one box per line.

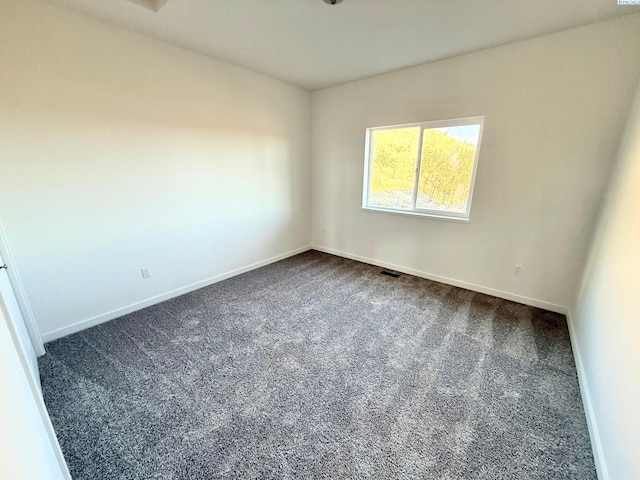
xmin=141 ymin=267 xmax=151 ymax=279
xmin=514 ymin=264 xmax=523 ymax=275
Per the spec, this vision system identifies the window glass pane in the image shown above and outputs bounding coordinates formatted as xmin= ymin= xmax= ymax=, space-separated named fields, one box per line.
xmin=417 ymin=124 xmax=481 ymax=213
xmin=369 ymin=127 xmax=419 ymax=210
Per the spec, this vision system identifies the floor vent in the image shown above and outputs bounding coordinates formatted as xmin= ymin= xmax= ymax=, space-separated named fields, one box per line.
xmin=381 ymin=270 xmax=400 ymax=278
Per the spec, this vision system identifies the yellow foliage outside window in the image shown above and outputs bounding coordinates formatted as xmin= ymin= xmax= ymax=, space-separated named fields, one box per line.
xmin=371 ymin=127 xmax=478 ymax=209
xmin=370 ymin=127 xmax=418 ymax=194
xmin=420 ymin=129 xmax=477 ymax=207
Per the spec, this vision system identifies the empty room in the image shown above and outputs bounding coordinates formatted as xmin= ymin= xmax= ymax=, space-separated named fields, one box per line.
xmin=1 ymin=0 xmax=639 ymax=478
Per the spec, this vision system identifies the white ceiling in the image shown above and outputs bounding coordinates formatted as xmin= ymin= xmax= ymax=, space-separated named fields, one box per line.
xmin=47 ymin=0 xmax=636 ymax=90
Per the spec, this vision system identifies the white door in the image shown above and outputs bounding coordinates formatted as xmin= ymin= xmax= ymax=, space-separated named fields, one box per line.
xmin=1 ymin=306 xmax=71 ymax=479
xmin=0 ymin=252 xmax=39 ymax=386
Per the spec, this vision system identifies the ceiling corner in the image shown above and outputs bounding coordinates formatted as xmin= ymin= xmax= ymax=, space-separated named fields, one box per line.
xmin=126 ymin=0 xmax=169 ymax=13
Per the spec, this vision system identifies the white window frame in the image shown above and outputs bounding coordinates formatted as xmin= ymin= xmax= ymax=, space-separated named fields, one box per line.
xmin=362 ymin=116 xmax=484 ymax=222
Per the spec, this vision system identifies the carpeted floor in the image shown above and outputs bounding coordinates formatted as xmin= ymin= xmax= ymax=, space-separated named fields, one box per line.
xmin=39 ymin=251 xmax=596 ymax=479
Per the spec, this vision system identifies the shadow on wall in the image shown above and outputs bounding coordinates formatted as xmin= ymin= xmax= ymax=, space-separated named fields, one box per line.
xmin=0 ymin=113 xmax=304 ymax=337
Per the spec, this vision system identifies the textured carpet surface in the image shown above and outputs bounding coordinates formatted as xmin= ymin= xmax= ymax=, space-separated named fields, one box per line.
xmin=40 ymin=251 xmax=596 ymax=479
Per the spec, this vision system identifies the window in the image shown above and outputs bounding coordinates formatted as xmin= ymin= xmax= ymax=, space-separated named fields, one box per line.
xmin=362 ymin=117 xmax=484 ymax=221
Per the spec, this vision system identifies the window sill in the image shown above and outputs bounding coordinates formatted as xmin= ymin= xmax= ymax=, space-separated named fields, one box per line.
xmin=362 ymin=206 xmax=470 ymax=223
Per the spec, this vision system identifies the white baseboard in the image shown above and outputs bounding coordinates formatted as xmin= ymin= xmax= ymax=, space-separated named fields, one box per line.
xmin=311 ymin=244 xmax=567 ymax=314
xmin=41 ymin=246 xmax=312 ymax=343
xmin=566 ymin=308 xmax=608 ymax=480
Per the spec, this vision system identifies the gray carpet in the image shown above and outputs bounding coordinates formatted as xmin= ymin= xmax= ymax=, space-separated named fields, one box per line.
xmin=39 ymin=250 xmax=596 ymax=479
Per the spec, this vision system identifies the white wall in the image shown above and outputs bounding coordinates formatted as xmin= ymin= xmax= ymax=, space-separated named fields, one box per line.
xmin=0 ymin=299 xmax=70 ymax=479
xmin=570 ymin=78 xmax=640 ymax=479
xmin=311 ymin=15 xmax=640 ymax=312
xmin=0 ymin=0 xmax=312 ymax=340
xmin=2 ymin=2 xmax=639 ymax=476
